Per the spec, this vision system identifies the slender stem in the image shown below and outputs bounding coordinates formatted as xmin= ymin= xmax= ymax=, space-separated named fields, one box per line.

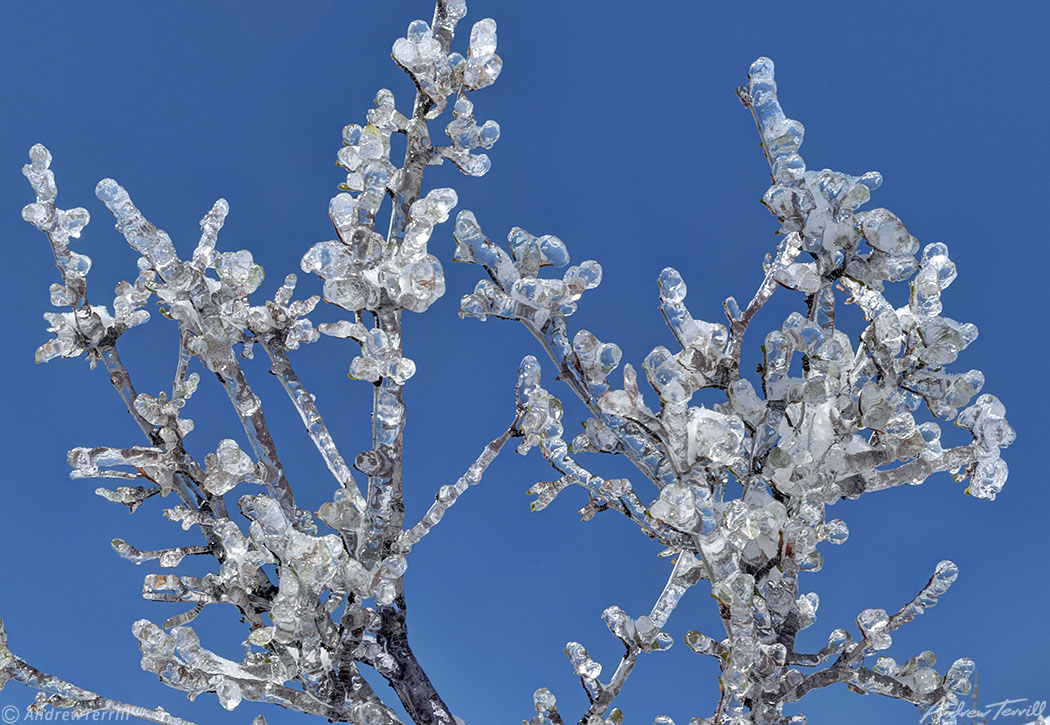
xmin=578 ymin=554 xmax=699 ymax=721
xmin=835 ymin=443 xmax=977 ymax=498
xmin=398 ymin=426 xmax=514 ymax=551
xmin=173 ymin=329 xmax=192 ymax=391
xmin=218 ymin=362 xmax=300 ymax=523
xmin=329 ymin=3 xmax=465 ymax=721
xmin=262 ymin=335 xmax=366 ymax=511
xmin=723 ymin=232 xmax=803 ymax=380
xmin=578 ymin=649 xmax=637 ymax=723
xmin=737 ymin=85 xmax=776 ymax=174
xmin=98 ymin=342 xmax=154 ymax=437
xmin=360 ymin=308 xmax=407 ymax=569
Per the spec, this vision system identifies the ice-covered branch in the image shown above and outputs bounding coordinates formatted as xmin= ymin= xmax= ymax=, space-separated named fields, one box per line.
xmin=572 ymin=553 xmax=702 ymax=720
xmin=0 ymin=620 xmax=196 ymax=725
xmin=17 ymin=0 xmax=1017 ymax=720
xmin=110 ymin=539 xmax=211 ymax=567
xmin=131 ymin=620 xmax=398 ymax=721
xmin=721 ymin=231 xmax=804 ymax=378
xmin=93 ymin=178 xmax=310 ymax=532
xmin=261 ymin=336 xmax=366 ymax=510
xmin=453 ymin=211 xmax=671 ymax=490
xmin=490 ymin=54 xmax=1014 ymax=724
xmin=514 ymin=356 xmax=678 ymax=545
xmin=888 ymin=560 xmax=959 ymax=633
xmin=397 ymin=426 xmax=515 ymax=552
xmin=775 ymin=560 xmax=969 ymax=712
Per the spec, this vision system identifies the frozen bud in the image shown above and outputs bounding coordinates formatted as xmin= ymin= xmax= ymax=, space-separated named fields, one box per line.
xmin=601 ymin=605 xmax=634 ymax=642
xmin=565 ymin=642 xmax=601 ymax=680
xmin=822 ymin=519 xmax=849 ymax=545
xmin=826 ymin=628 xmax=850 ymax=653
xmin=216 ymin=249 xmax=264 ymax=295
xmin=945 ymin=658 xmax=975 ymax=695
xmin=469 ymin=18 xmax=497 ymax=58
xmin=649 ymin=483 xmax=698 ymax=531
xmin=874 ymin=656 xmax=899 ymax=676
xmin=215 ymin=680 xmax=243 ymax=711
xmin=216 ymin=439 xmax=253 ymax=476
xmin=857 ymin=608 xmax=891 ymax=650
xmin=658 ymin=267 xmax=687 ymax=303
xmin=858 ymin=208 xmax=916 ymax=255
xmin=684 ymin=630 xmax=715 ymax=655
xmin=913 ymin=667 xmax=941 ymax=695
xmin=796 ymin=592 xmax=819 ymax=629
xmin=533 ymin=687 xmax=557 ymax=713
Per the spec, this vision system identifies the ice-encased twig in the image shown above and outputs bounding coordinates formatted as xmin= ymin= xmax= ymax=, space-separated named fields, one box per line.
xmin=358 ymin=312 xmax=407 ymax=571
xmin=324 ymin=3 xmax=486 ymax=721
xmin=131 ymin=621 xmax=398 ymax=722
xmin=396 ymin=426 xmax=514 ymax=552
xmin=722 ymin=231 xmax=803 ymax=376
xmin=111 ymin=539 xmax=210 ymax=567
xmin=889 ymin=560 xmax=958 ymax=631
xmin=514 ymin=356 xmax=678 ymax=545
xmin=777 ymin=560 xmax=964 ymax=708
xmin=95 ymin=178 xmax=306 ymax=530
xmin=219 ymin=359 xmax=305 ymax=527
xmin=573 ymin=554 xmax=702 ymax=719
xmin=453 ymin=211 xmax=669 ymax=489
xmin=835 ymin=443 xmax=979 ymax=497
xmin=95 ymin=484 xmax=160 ymax=512
xmin=261 ymin=336 xmax=366 ymax=512
xmin=741 ymin=57 xmax=805 ymax=183
xmin=22 ymin=144 xmax=280 ymax=614
xmin=500 ymin=54 xmax=1015 ymax=724
xmin=0 ymin=620 xmax=196 ymax=725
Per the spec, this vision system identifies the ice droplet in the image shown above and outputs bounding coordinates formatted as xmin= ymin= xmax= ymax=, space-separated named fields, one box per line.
xmin=215 ymin=679 xmax=242 ymax=711
xmin=469 ymin=18 xmax=497 ymax=57
xmin=533 ymin=687 xmax=557 ymax=713
xmin=945 ymin=657 xmax=975 ymax=695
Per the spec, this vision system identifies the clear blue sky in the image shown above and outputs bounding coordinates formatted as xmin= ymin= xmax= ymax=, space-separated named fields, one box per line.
xmin=0 ymin=2 xmax=1047 ymax=724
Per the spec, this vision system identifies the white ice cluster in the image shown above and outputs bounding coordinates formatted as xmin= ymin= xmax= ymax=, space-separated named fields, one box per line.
xmin=23 ymin=145 xmax=152 ymax=365
xmin=301 ymin=183 xmax=455 ymax=316
xmin=11 ymin=0 xmax=1014 ymax=719
xmin=454 ymin=211 xmax=603 ymax=329
xmin=459 ymin=56 xmax=1014 ymax=724
xmin=14 ymin=2 xmax=514 ymax=722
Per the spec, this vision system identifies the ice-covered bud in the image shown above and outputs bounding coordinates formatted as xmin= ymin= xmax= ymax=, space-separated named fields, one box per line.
xmin=216 ymin=250 xmax=264 ymax=297
xmin=857 ymin=208 xmax=917 ymax=255
xmin=945 ymin=658 xmax=976 ymax=695
xmin=215 ymin=680 xmax=243 ymax=711
xmin=857 ymin=608 xmax=891 ymax=650
xmin=649 ymin=483 xmax=698 ymax=531
xmin=564 ymin=642 xmax=601 ymax=680
xmin=464 ymin=19 xmax=502 ymax=90
xmin=533 ymin=687 xmax=557 ymax=715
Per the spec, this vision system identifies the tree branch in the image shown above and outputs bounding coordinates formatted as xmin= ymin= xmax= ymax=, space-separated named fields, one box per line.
xmin=0 ymin=620 xmax=196 ymax=725
xmin=262 ymin=335 xmax=367 ymax=511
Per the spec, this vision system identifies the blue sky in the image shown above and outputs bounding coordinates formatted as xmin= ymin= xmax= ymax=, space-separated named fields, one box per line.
xmin=0 ymin=1 xmax=1047 ymax=724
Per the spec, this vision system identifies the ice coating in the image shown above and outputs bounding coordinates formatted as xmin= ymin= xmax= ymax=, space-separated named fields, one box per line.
xmin=11 ymin=1 xmax=1013 ymax=719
